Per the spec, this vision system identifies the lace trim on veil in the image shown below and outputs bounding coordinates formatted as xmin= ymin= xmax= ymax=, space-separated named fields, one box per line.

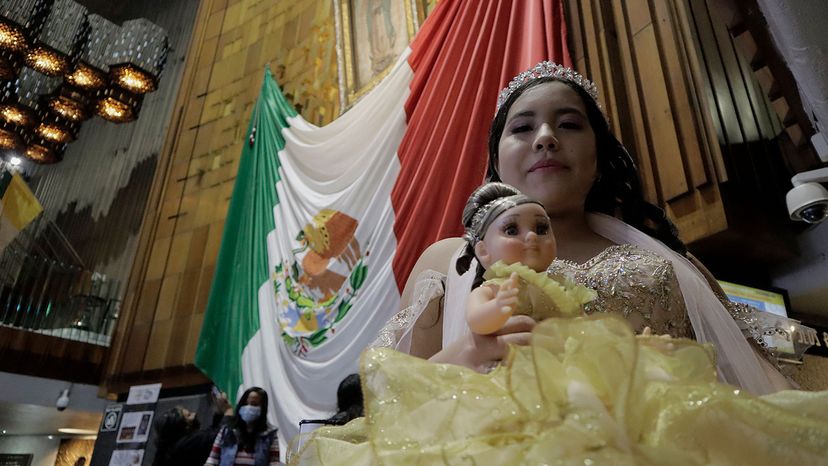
xmin=370 ymin=270 xmax=446 ymax=353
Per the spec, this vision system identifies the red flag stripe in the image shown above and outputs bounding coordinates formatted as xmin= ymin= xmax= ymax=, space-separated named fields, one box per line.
xmin=391 ymin=0 xmax=571 ymax=290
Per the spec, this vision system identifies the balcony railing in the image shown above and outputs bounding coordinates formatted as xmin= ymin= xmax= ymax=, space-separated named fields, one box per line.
xmin=0 ymin=217 xmax=120 ymax=347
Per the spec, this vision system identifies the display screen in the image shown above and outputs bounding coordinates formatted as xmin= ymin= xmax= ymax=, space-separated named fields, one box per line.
xmin=718 ymin=281 xmax=788 ymax=317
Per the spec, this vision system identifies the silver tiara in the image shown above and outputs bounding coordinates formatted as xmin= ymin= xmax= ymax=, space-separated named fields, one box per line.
xmin=496 ymin=61 xmax=599 ymax=111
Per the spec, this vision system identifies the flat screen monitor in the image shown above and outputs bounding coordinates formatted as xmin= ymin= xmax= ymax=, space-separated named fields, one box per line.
xmin=718 ymin=280 xmax=788 ymax=318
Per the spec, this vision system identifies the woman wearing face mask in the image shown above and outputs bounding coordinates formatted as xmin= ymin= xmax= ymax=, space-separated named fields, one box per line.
xmin=204 ymin=387 xmax=281 ymax=466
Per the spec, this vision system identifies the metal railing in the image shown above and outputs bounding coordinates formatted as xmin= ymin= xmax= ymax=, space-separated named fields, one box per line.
xmin=0 ymin=217 xmax=120 ymax=347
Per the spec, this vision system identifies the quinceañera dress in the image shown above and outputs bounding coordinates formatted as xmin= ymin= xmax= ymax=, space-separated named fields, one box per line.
xmin=290 ymin=215 xmax=828 ymax=465
xmin=292 ymin=271 xmax=828 ymax=465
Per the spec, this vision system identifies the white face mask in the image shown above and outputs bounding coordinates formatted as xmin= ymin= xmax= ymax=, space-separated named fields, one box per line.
xmin=238 ymin=405 xmax=261 ymax=424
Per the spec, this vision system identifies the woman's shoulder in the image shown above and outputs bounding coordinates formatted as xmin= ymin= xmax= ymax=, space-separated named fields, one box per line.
xmin=420 ymin=237 xmax=465 ymax=261
xmin=407 ymin=237 xmax=465 ymax=279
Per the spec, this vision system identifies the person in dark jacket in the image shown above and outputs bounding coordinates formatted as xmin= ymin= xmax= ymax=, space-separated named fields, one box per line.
xmin=153 ymin=390 xmax=233 ymax=466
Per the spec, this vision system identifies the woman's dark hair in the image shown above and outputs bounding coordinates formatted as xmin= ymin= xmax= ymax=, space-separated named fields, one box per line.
xmin=456 ymin=183 xmax=524 ymax=287
xmin=230 ymin=386 xmax=270 ymax=450
xmin=153 ymin=407 xmax=190 ymax=466
xmin=486 ymin=76 xmax=686 ymax=256
xmin=328 ymin=373 xmax=364 ymax=425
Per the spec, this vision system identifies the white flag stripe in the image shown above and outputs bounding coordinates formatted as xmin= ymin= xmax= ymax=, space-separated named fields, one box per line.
xmin=239 ymin=51 xmax=415 ymax=450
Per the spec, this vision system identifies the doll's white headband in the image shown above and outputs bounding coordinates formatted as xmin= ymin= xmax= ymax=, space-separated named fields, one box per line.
xmin=464 ymin=194 xmax=542 ymax=245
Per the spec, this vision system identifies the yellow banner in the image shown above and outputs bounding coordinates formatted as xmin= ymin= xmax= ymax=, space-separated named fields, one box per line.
xmin=0 ymin=172 xmax=42 ymax=231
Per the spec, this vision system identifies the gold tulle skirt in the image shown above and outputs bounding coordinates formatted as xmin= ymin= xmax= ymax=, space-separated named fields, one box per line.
xmin=291 ymin=315 xmax=828 ymax=465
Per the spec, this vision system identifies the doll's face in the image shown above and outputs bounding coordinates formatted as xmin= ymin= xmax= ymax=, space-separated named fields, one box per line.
xmin=474 ymin=203 xmax=557 ymax=272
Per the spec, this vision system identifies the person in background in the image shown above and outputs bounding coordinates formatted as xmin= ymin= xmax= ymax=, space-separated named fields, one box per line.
xmin=328 ymin=374 xmax=364 ymax=425
xmin=204 ymin=387 xmax=281 ymax=466
xmin=153 ymin=389 xmax=234 ymax=466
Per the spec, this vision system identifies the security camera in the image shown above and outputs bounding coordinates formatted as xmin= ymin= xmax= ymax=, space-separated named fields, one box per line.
xmin=56 ymin=388 xmax=70 ymax=411
xmin=786 ymin=167 xmax=828 ymax=224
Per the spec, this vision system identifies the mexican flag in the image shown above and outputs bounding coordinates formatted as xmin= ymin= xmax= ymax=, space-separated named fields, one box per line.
xmin=195 ymin=0 xmax=570 ymax=450
xmin=0 ymin=171 xmax=43 ymax=253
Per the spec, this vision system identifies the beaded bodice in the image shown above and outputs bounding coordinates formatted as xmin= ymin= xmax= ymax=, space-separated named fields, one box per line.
xmin=546 ymin=244 xmax=692 ymax=338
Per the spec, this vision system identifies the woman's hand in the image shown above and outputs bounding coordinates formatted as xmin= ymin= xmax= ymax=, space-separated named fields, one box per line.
xmin=429 ymin=314 xmax=536 ymax=372
xmin=215 ymin=391 xmax=233 ymax=416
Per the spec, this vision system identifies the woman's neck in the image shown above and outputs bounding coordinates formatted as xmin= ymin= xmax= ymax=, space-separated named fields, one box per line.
xmin=549 ymin=212 xmax=614 ymax=263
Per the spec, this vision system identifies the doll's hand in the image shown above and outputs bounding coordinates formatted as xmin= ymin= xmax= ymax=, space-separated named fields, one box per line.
xmin=495 ymin=272 xmax=520 ymax=315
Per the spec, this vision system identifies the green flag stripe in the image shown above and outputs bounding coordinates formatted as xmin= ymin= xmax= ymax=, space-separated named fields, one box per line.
xmin=195 ymin=67 xmax=297 ymax=394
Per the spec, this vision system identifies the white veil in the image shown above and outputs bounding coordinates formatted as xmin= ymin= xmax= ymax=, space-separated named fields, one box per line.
xmin=587 ymin=212 xmax=788 ymax=395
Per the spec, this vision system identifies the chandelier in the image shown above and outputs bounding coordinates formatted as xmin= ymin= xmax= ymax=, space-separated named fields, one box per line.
xmin=0 ymin=0 xmax=168 ymax=164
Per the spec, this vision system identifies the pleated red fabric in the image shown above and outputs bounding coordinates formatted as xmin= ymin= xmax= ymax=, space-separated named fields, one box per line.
xmin=391 ymin=0 xmax=570 ymax=289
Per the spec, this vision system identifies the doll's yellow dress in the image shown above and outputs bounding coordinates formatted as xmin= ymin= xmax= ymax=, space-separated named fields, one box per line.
xmin=290 ymin=265 xmax=828 ymax=466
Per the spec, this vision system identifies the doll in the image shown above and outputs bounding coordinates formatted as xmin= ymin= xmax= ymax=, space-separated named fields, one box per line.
xmin=461 ymin=183 xmax=595 ymax=334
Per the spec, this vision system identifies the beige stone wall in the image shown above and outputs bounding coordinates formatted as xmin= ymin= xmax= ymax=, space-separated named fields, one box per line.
xmin=105 ymin=0 xmax=341 ymax=388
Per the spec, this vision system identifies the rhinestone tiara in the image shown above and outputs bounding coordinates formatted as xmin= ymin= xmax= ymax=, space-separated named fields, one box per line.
xmin=496 ymin=61 xmax=599 ymax=111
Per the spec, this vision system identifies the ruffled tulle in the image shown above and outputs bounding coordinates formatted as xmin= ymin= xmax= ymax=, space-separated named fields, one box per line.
xmin=291 ymin=315 xmax=828 ymax=465
xmin=484 ymin=260 xmax=597 ymax=319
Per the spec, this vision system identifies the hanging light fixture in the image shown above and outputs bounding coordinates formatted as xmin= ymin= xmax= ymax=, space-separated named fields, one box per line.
xmin=0 ymin=104 xmax=36 ymax=127
xmin=24 ymin=0 xmax=88 ymax=77
xmin=0 ymin=0 xmax=50 ymax=80
xmin=0 ymin=68 xmax=60 ymax=127
xmin=0 ymin=2 xmax=168 ymax=164
xmin=95 ymin=86 xmax=141 ymax=123
xmin=44 ymin=14 xmax=116 ymax=124
xmin=65 ymin=14 xmax=117 ymax=91
xmin=46 ymin=85 xmax=89 ymax=122
xmin=33 ymin=116 xmax=75 ymax=144
xmin=0 ymin=126 xmax=23 ymax=150
xmin=107 ymin=19 xmax=168 ymax=94
xmin=23 ymin=139 xmax=63 ymax=163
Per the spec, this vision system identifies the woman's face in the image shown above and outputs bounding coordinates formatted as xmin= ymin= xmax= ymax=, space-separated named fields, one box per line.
xmin=245 ymin=391 xmax=262 ymax=407
xmin=496 ymin=81 xmax=597 ymax=216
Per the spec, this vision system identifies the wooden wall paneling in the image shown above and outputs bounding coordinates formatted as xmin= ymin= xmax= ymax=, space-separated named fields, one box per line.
xmin=631 ymin=22 xmax=690 ymax=201
xmin=569 ymin=0 xmax=728 ymax=242
xmin=564 ymin=0 xmax=586 ymax=68
xmin=575 ymin=0 xmax=602 ymax=96
xmin=686 ymin=0 xmax=743 ymax=154
xmin=672 ymin=0 xmax=728 ymax=183
xmin=590 ymin=0 xmax=620 ymax=128
xmin=620 ymin=0 xmax=691 ymax=204
xmin=707 ymin=1 xmax=759 ymax=145
xmin=651 ymin=0 xmax=707 ymax=189
xmin=732 ymin=35 xmax=777 ymax=141
xmin=728 ymin=34 xmax=791 ymax=198
xmin=608 ymin=0 xmax=658 ymax=204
